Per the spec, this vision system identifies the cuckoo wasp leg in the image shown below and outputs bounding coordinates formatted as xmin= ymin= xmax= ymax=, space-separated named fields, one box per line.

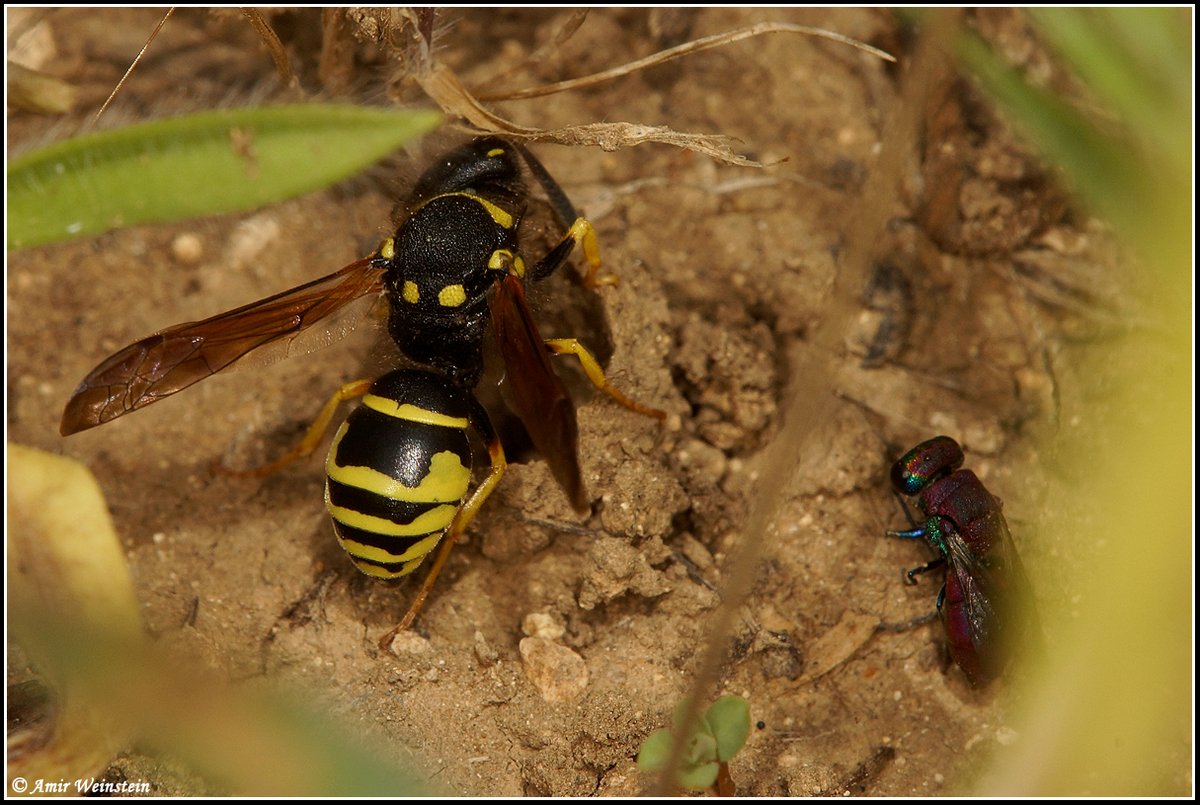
xmin=887 ymin=519 xmax=949 ymax=583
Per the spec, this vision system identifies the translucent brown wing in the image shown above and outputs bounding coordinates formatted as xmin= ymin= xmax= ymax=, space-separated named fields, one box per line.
xmin=60 ymin=258 xmax=388 ymax=436
xmin=491 ymin=273 xmax=588 ymax=513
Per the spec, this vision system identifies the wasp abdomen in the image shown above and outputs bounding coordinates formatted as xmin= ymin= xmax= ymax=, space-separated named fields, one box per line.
xmin=325 ymin=370 xmax=474 ymax=579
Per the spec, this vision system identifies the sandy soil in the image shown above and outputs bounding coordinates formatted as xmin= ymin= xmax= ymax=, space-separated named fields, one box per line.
xmin=7 ymin=7 xmax=1169 ymax=796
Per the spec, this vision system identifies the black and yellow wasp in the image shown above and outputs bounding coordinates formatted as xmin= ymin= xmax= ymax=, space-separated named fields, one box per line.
xmin=61 ymin=136 xmax=664 ymax=648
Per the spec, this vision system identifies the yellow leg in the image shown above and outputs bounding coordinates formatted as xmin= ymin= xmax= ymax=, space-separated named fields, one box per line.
xmin=544 ymin=338 xmax=665 ymax=420
xmin=378 ymin=435 xmax=508 ymax=650
xmin=565 ymin=218 xmax=616 ymax=289
xmin=217 ymin=378 xmax=374 ymax=478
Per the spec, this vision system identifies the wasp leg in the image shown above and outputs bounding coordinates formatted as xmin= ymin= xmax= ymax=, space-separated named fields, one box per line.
xmin=543 ymin=338 xmax=666 ymax=420
xmin=528 ymin=217 xmax=614 ymax=289
xmin=904 ymin=556 xmax=946 ymax=583
xmin=378 ymin=402 xmax=508 ymax=651
xmin=512 ymin=140 xmax=580 ymax=229
xmin=886 ymin=526 xmax=927 ymax=540
xmin=217 ymin=378 xmax=374 ymax=478
xmin=877 ymin=610 xmax=940 ymax=632
xmin=510 ymin=141 xmax=611 ymax=287
xmin=888 ymin=488 xmax=922 ymax=530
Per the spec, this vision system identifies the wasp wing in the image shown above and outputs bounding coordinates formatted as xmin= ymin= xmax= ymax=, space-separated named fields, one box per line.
xmin=491 ymin=273 xmax=588 ymax=513
xmin=943 ymin=514 xmax=1040 ymax=679
xmin=61 ymin=258 xmax=388 ymax=436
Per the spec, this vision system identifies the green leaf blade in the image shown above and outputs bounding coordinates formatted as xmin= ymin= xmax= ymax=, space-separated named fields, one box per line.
xmin=7 ymin=104 xmax=442 ymax=250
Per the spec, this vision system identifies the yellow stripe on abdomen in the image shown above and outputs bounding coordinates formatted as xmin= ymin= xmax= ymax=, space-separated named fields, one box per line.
xmin=361 ymin=394 xmax=469 ymax=428
xmin=326 ymin=422 xmax=471 ymax=503
xmin=336 ymin=530 xmax=444 ymax=566
xmin=329 ymin=501 xmax=458 ymax=539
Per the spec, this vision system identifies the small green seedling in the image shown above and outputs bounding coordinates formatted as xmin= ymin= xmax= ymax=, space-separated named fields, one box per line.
xmin=636 ymin=695 xmax=750 ymax=794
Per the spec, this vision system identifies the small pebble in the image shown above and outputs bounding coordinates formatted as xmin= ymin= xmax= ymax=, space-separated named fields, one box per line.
xmin=519 ymin=637 xmax=588 ymax=703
